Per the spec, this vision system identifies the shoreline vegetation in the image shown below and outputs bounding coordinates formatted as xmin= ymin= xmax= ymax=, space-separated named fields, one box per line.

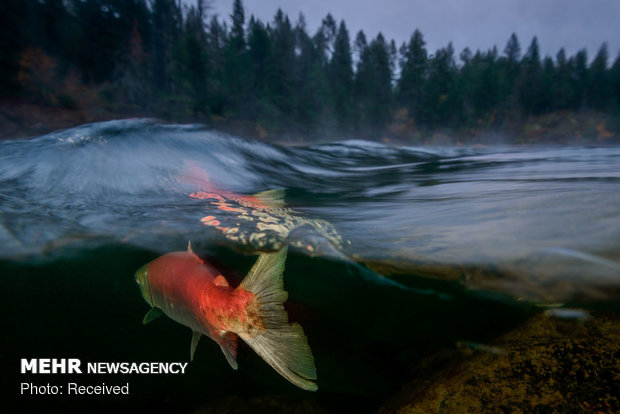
xmin=1 ymin=0 xmax=619 ymax=145
xmin=0 ymin=97 xmax=617 ymax=145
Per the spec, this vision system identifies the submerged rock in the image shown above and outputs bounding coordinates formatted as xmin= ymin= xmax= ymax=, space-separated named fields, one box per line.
xmin=379 ymin=313 xmax=620 ymax=413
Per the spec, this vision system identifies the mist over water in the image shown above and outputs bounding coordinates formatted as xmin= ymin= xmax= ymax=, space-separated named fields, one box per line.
xmin=1 ymin=119 xmax=619 ymax=303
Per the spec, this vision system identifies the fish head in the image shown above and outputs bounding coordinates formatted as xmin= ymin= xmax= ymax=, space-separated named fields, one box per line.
xmin=135 ymin=264 xmax=153 ymax=306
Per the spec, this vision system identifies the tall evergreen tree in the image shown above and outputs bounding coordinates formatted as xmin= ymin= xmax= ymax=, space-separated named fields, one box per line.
xmin=471 ymin=48 xmax=501 ymax=124
xmin=229 ymin=0 xmax=246 ymax=52
xmin=328 ymin=21 xmax=354 ymax=130
xmin=553 ymin=48 xmax=572 ymax=109
xmin=504 ymin=33 xmax=521 ymax=63
xmin=397 ymin=29 xmax=427 ymax=124
xmin=539 ymin=56 xmax=555 ymax=113
xmin=611 ymin=52 xmax=620 ymax=108
xmin=587 ymin=43 xmax=610 ymax=109
xmin=225 ymin=0 xmax=250 ymax=113
xmin=247 ymin=16 xmax=270 ymax=97
xmin=518 ymin=36 xmax=543 ymax=115
xmin=174 ymin=6 xmax=209 ymax=115
xmin=150 ymin=0 xmax=182 ymax=92
xmin=570 ymin=49 xmax=589 ymax=110
xmin=353 ymin=30 xmax=367 ymax=64
xmin=316 ymin=13 xmax=337 ymax=64
xmin=293 ymin=14 xmax=328 ymax=129
xmin=355 ymin=33 xmax=393 ymax=133
xmin=424 ymin=43 xmax=458 ymax=126
xmin=457 ymin=47 xmax=475 ymax=124
xmin=353 ymin=30 xmax=368 ymax=129
xmin=388 ymin=40 xmax=398 ymax=78
xmin=266 ymin=9 xmax=296 ymax=121
xmin=501 ymin=33 xmax=522 ymax=115
xmin=207 ymin=16 xmax=227 ymax=115
xmin=113 ymin=15 xmax=150 ymax=106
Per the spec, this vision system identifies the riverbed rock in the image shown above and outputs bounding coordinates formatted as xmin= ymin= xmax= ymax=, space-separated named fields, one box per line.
xmin=378 ymin=313 xmax=620 ymax=413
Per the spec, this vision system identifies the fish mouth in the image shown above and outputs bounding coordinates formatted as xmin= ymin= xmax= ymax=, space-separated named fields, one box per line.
xmin=135 ymin=265 xmax=153 ymax=306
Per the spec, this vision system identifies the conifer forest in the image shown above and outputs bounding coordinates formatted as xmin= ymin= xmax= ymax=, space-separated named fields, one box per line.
xmin=2 ymin=0 xmax=620 ymax=141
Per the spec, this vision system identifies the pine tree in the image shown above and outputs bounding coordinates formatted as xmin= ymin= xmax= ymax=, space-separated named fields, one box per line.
xmin=471 ymin=48 xmax=501 ymax=124
xmin=518 ymin=36 xmax=543 ymax=115
xmin=174 ymin=6 xmax=209 ymax=115
xmin=247 ymin=16 xmax=270 ymax=96
xmin=587 ymin=43 xmax=610 ymax=109
xmin=424 ymin=43 xmax=458 ymax=126
xmin=457 ymin=47 xmax=475 ymax=124
xmin=114 ymin=20 xmax=149 ymax=106
xmin=539 ymin=56 xmax=556 ymax=113
xmin=316 ymin=13 xmax=337 ymax=63
xmin=266 ymin=9 xmax=296 ymax=122
xmin=225 ymin=0 xmax=250 ymax=114
xmin=328 ymin=20 xmax=354 ymax=130
xmin=397 ymin=29 xmax=428 ymax=125
xmin=246 ymin=15 xmax=274 ymax=123
xmin=500 ymin=33 xmax=522 ymax=117
xmin=553 ymin=48 xmax=572 ymax=110
xmin=611 ymin=52 xmax=620 ymax=108
xmin=570 ymin=49 xmax=588 ymax=110
xmin=504 ymin=33 xmax=521 ymax=64
xmin=207 ymin=16 xmax=227 ymax=115
xmin=150 ymin=0 xmax=182 ymax=93
xmin=355 ymin=33 xmax=393 ymax=133
xmin=293 ymin=14 xmax=328 ymax=130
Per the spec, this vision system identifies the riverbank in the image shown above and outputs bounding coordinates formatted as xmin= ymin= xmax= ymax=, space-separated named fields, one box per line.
xmin=1 ymin=98 xmax=618 ymax=145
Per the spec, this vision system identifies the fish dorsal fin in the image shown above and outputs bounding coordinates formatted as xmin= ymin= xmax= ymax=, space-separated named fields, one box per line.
xmin=253 ymin=189 xmax=286 ymax=209
xmin=187 ymin=241 xmax=203 ymax=263
xmin=190 ymin=331 xmax=201 ymax=361
xmin=218 ymin=332 xmax=238 ymax=370
xmin=142 ymin=308 xmax=164 ymax=324
xmin=214 ymin=275 xmax=229 ymax=287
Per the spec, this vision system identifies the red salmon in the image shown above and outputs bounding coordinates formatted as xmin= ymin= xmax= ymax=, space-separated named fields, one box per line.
xmin=135 ymin=243 xmax=317 ymax=391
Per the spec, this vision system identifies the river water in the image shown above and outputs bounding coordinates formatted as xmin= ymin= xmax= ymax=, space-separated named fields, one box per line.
xmin=2 ymin=119 xmax=619 ymax=412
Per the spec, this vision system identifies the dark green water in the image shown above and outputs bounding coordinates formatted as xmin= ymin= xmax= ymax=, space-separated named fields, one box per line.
xmin=1 ymin=119 xmax=619 ymax=412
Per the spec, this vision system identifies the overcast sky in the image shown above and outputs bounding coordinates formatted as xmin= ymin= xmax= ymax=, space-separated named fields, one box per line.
xmin=202 ymin=0 xmax=620 ymax=62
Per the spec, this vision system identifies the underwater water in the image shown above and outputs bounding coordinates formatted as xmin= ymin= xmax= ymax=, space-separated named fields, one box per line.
xmin=1 ymin=119 xmax=619 ymax=412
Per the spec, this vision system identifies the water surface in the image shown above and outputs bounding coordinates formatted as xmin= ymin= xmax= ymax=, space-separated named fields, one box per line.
xmin=2 ymin=119 xmax=618 ymax=302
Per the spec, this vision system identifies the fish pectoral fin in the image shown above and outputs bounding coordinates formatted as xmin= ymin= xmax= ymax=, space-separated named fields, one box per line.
xmin=218 ymin=332 xmax=238 ymax=370
xmin=214 ymin=275 xmax=229 ymax=287
xmin=142 ymin=308 xmax=164 ymax=324
xmin=190 ymin=331 xmax=201 ymax=361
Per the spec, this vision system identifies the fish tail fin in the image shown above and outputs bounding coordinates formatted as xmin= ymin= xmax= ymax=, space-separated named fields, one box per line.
xmin=239 ymin=246 xmax=318 ymax=391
